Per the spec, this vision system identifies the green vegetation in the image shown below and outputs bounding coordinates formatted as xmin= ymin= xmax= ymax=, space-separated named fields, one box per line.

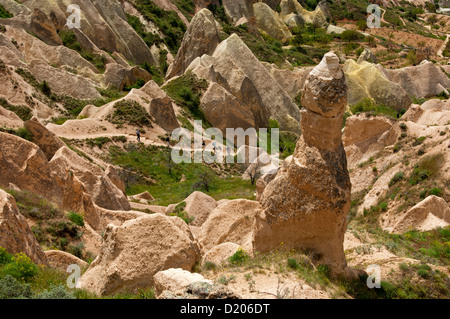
xmin=58 ymin=29 xmax=107 ymax=72
xmin=172 ymin=0 xmax=195 ymax=20
xmin=108 ymin=100 xmax=153 ymax=128
xmin=0 ymin=98 xmax=32 ymax=121
xmin=228 ymin=248 xmax=250 ymax=266
xmin=350 ymin=98 xmax=399 ymax=119
xmin=389 ymin=172 xmax=404 ymax=187
xmin=409 ymin=154 xmax=442 ymax=186
xmin=0 ymin=4 xmax=12 ymax=18
xmin=162 ymin=72 xmax=209 ymax=124
xmin=109 ymin=143 xmax=255 ymax=206
xmin=66 ymin=212 xmax=84 ymax=227
xmin=133 ymin=0 xmax=187 ymax=54
xmin=0 ymin=127 xmax=33 ymax=141
xmin=168 ymin=202 xmax=195 ymax=224
xmin=86 ymin=137 xmax=112 ymax=149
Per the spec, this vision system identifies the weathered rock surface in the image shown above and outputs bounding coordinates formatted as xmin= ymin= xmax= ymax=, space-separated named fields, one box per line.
xmin=0 ymin=189 xmax=48 ymax=265
xmin=44 ymin=250 xmax=88 ymax=271
xmin=166 ymin=9 xmax=221 ymax=79
xmin=154 ymin=268 xmax=212 ymax=296
xmin=198 ymin=199 xmax=262 ymax=255
xmin=343 ymin=114 xmax=399 ymax=169
xmin=166 ymin=191 xmax=217 ymax=227
xmin=280 ymin=0 xmax=329 ymax=28
xmin=49 ymin=146 xmax=130 ymax=211
xmin=254 ymin=52 xmax=355 ymax=277
xmin=103 ymin=64 xmax=152 ymax=91
xmin=344 ymin=60 xmax=412 ymax=110
xmin=222 ymin=0 xmax=254 ymax=23
xmin=30 ymin=8 xmax=62 ymax=46
xmin=202 ymin=242 xmax=241 ymax=266
xmin=392 ymin=196 xmax=450 ymax=233
xmin=253 ymin=2 xmax=292 ymax=42
xmin=78 ymin=214 xmax=200 ymax=296
xmin=357 ymin=46 xmax=377 ymax=64
xmin=378 ymin=61 xmax=450 ymax=99
xmin=0 ymin=132 xmax=63 ymax=205
xmin=188 ymin=33 xmax=301 ymax=133
xmin=24 ymin=116 xmax=65 ymax=161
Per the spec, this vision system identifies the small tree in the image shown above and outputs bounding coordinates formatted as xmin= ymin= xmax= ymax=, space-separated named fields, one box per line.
xmin=192 ymin=170 xmax=213 ymax=192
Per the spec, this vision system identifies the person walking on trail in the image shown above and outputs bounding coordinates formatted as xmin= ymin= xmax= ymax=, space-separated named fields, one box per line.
xmin=136 ymin=129 xmax=141 ymax=143
xmin=226 ymin=145 xmax=231 ymax=156
xmin=212 ymin=141 xmax=217 ymax=152
xmin=202 ymin=140 xmax=206 ymax=149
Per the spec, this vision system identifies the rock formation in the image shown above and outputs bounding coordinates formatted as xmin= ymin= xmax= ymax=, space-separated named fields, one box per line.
xmin=253 ymin=52 xmax=355 ymax=277
xmin=253 ymin=2 xmax=292 ymax=42
xmin=0 ymin=189 xmax=48 ymax=265
xmin=29 ymin=8 xmax=62 ymax=46
xmin=24 ymin=117 xmax=65 ymax=161
xmin=44 ymin=250 xmax=88 ymax=271
xmin=165 ymin=191 xmax=217 ymax=227
xmin=166 ymin=9 xmax=221 ymax=79
xmin=344 ymin=60 xmax=412 ymax=110
xmin=78 ymin=214 xmax=200 ymax=296
xmin=222 ymin=0 xmax=254 ymax=24
xmin=378 ymin=61 xmax=450 ymax=99
xmin=392 ymin=195 xmax=450 ymax=233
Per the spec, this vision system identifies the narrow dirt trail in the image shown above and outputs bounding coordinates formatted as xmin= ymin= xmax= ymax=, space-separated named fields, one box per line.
xmin=437 ymin=34 xmax=449 ymax=57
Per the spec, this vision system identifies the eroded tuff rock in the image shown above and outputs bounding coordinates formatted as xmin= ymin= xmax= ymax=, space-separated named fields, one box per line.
xmin=253 ymin=52 xmax=355 ymax=277
xmin=253 ymin=2 xmax=292 ymax=42
xmin=166 ymin=9 xmax=221 ymax=79
xmin=24 ymin=116 xmax=65 ymax=161
xmin=0 ymin=132 xmax=63 ymax=205
xmin=30 ymin=8 xmax=62 ymax=46
xmin=78 ymin=214 xmax=200 ymax=296
xmin=0 ymin=189 xmax=48 ymax=265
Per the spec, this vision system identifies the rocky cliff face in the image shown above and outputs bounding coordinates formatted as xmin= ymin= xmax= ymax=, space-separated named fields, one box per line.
xmin=253 ymin=52 xmax=355 ymax=277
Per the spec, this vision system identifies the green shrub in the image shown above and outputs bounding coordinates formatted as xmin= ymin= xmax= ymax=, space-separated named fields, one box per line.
xmin=86 ymin=137 xmax=112 ymax=149
xmin=14 ymin=127 xmax=33 ymax=141
xmin=0 ymin=98 xmax=32 ymax=121
xmin=0 ymin=275 xmax=33 ymax=299
xmin=340 ymin=30 xmax=365 ymax=42
xmin=35 ymin=284 xmax=75 ymax=299
xmin=389 ymin=172 xmax=404 ymax=187
xmin=228 ymin=248 xmax=249 ymax=266
xmin=40 ymin=80 xmax=51 ymax=96
xmin=0 ymin=247 xmax=12 ymax=265
xmin=108 ymin=99 xmax=152 ymax=127
xmin=1 ymin=253 xmax=38 ymax=282
xmin=66 ymin=212 xmax=84 ymax=227
xmin=412 ymin=136 xmax=426 ymax=146
xmin=350 ymin=98 xmax=398 ymax=118
xmin=429 ymin=188 xmax=443 ymax=197
xmin=0 ymin=4 xmax=12 ymax=18
xmin=287 ymin=258 xmax=299 ymax=270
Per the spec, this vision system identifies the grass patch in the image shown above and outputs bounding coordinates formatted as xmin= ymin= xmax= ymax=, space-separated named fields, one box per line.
xmin=109 ymin=143 xmax=255 ymax=206
xmin=108 ymin=100 xmax=153 ymax=128
xmin=0 ymin=98 xmax=32 ymax=121
xmin=350 ymin=98 xmax=399 ymax=119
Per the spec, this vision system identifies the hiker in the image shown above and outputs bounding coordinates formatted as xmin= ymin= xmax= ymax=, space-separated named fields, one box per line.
xmin=202 ymin=140 xmax=206 ymax=149
xmin=226 ymin=145 xmax=231 ymax=156
xmin=212 ymin=141 xmax=217 ymax=152
xmin=136 ymin=129 xmax=141 ymax=143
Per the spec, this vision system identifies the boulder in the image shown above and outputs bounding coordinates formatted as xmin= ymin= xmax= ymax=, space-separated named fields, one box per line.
xmin=197 ymin=199 xmax=262 ymax=254
xmin=344 ymin=60 xmax=412 ymax=110
xmin=378 ymin=61 xmax=450 ymax=99
xmin=30 ymin=8 xmax=62 ymax=46
xmin=409 ymin=99 xmax=450 ymax=126
xmin=0 ymin=132 xmax=63 ymax=205
xmin=24 ymin=117 xmax=65 ymax=161
xmin=253 ymin=2 xmax=292 ymax=42
xmin=129 ymin=191 xmax=155 ymax=203
xmin=254 ymin=52 xmax=355 ymax=277
xmin=158 ymin=281 xmax=241 ymax=299
xmin=392 ymin=196 xmax=450 ymax=233
xmin=0 ymin=105 xmax=23 ymax=129
xmin=154 ymin=268 xmax=212 ymax=296
xmin=49 ymin=146 xmax=130 ymax=211
xmin=166 ymin=191 xmax=217 ymax=227
xmin=203 ymin=242 xmax=241 ymax=266
xmin=166 ymin=9 xmax=221 ymax=79
xmin=78 ymin=214 xmax=200 ymax=296
xmin=44 ymin=250 xmax=88 ymax=271
xmin=280 ymin=0 xmax=328 ymax=28
xmin=0 ymin=189 xmax=48 ymax=265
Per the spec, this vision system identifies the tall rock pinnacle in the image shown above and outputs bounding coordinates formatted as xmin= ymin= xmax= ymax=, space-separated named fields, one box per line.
xmin=253 ymin=52 xmax=356 ymax=277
